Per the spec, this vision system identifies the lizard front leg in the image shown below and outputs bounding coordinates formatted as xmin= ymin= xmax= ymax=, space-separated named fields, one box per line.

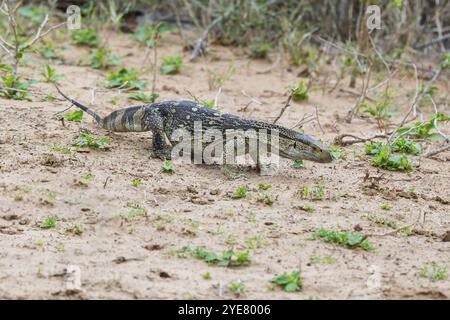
xmin=151 ymin=130 xmax=172 ymax=160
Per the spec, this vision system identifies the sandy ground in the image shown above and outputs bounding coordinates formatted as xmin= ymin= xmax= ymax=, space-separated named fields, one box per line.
xmin=0 ymin=30 xmax=449 ymax=300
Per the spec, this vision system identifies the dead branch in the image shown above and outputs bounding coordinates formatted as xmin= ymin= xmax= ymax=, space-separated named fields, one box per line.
xmin=314 ymin=105 xmax=325 ymax=134
xmin=414 ymin=33 xmax=450 ymax=50
xmin=334 ymin=133 xmax=388 ymax=146
xmin=345 ymin=65 xmax=372 ymax=123
xmin=272 ymin=89 xmax=294 ymax=124
xmin=189 ymin=15 xmax=222 ymax=61
xmin=291 ymin=113 xmax=315 ymax=129
xmin=151 ymin=24 xmax=160 ymax=96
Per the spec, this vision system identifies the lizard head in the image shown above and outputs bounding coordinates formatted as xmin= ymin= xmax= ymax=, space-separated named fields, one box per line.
xmin=277 ymin=132 xmax=333 ymax=163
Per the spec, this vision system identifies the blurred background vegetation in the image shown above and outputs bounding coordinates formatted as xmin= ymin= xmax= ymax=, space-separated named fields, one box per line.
xmin=3 ymin=0 xmax=446 ymax=57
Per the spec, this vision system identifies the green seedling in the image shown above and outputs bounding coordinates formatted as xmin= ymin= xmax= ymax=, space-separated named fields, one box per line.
xmin=367 ymin=214 xmax=398 ymax=229
xmin=291 ymin=80 xmax=310 ymax=101
xmin=64 ymin=110 xmax=83 ymax=122
xmin=71 ymin=28 xmax=100 ymax=47
xmin=312 ymin=228 xmax=374 ymax=250
xmin=162 ymin=160 xmax=173 ymax=173
xmin=128 ymin=92 xmax=159 ymax=103
xmin=231 ymin=186 xmax=248 ymax=199
xmin=257 ymin=183 xmax=272 ymax=191
xmin=0 ymin=73 xmax=37 ymax=100
xmin=293 ymin=159 xmax=304 ymax=169
xmin=40 ymin=63 xmax=65 ymax=84
xmin=40 ymin=216 xmax=57 ymax=229
xmin=131 ymin=178 xmax=143 ymax=187
xmin=271 ymin=271 xmax=303 ymax=292
xmin=72 ymin=133 xmax=110 ymax=149
xmin=91 ymin=48 xmax=120 ymax=69
xmin=106 ymin=68 xmax=147 ymax=90
xmin=160 ymin=54 xmax=183 ymax=75
xmin=420 ymin=263 xmax=447 ymax=281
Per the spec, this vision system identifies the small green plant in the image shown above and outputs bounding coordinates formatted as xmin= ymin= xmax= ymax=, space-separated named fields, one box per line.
xmin=399 ymin=226 xmax=413 ymax=237
xmin=40 ymin=64 xmax=65 ymax=84
xmin=40 ymin=216 xmax=57 ymax=229
xmin=420 ymin=263 xmax=447 ymax=281
xmin=91 ymin=48 xmax=120 ymax=69
xmin=38 ymin=41 xmax=58 ymax=59
xmin=106 ymin=68 xmax=147 ymax=90
xmin=312 ymin=229 xmax=374 ymax=250
xmin=367 ymin=214 xmax=398 ymax=229
xmin=231 ymin=186 xmax=248 ymax=199
xmin=363 ymin=98 xmax=396 ymax=131
xmin=391 ymin=137 xmax=421 ymax=155
xmin=128 ymin=92 xmax=159 ymax=103
xmin=380 ymin=203 xmax=392 ymax=210
xmin=329 ymin=145 xmax=345 ymax=159
xmin=246 ymin=235 xmax=268 ymax=249
xmin=162 ymin=160 xmax=173 ymax=173
xmin=67 ymin=224 xmax=83 ymax=235
xmin=127 ymin=207 xmax=146 ymax=218
xmin=257 ymin=183 xmax=272 ymax=191
xmin=130 ymin=23 xmax=173 ymax=47
xmin=370 ymin=145 xmax=413 ymax=172
xmin=72 ymin=133 xmax=110 ymax=149
xmin=441 ymin=53 xmax=450 ymax=69
xmin=202 ymin=272 xmax=211 ymax=280
xmin=71 ymin=28 xmax=100 ymax=48
xmin=131 ymin=178 xmax=143 ymax=187
xmin=312 ymin=183 xmax=325 ymax=200
xmin=64 ymin=110 xmax=83 ymax=122
xmin=366 ymin=142 xmax=414 ymax=172
xmin=0 ymin=73 xmax=37 ymax=100
xmin=49 ymin=143 xmax=71 ymax=155
xmin=309 ymin=255 xmax=336 ymax=265
xmin=81 ymin=173 xmax=95 ymax=181
xmin=229 ymin=280 xmax=245 ymax=296
xmin=271 ymin=271 xmax=303 ymax=292
xmin=397 ymin=113 xmax=450 ymax=140
xmin=258 ymin=193 xmax=275 ymax=205
xmin=160 ymin=54 xmax=183 ymax=75
xmin=291 ymin=80 xmax=310 ymax=101
xmin=293 ymin=159 xmax=304 ymax=169
xmin=173 ymin=247 xmax=250 ymax=267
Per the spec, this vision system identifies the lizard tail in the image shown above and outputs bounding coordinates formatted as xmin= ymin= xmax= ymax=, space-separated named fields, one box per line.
xmin=55 ymin=85 xmax=104 ymax=126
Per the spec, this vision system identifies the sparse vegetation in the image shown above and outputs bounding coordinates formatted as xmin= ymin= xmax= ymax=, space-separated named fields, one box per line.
xmin=312 ymin=229 xmax=374 ymax=250
xmin=420 ymin=263 xmax=447 ymax=281
xmin=91 ymin=48 xmax=120 ymax=69
xmin=128 ymin=92 xmax=159 ymax=103
xmin=171 ymin=247 xmax=251 ymax=268
xmin=71 ymin=28 xmax=100 ymax=48
xmin=106 ymin=68 xmax=147 ymax=90
xmin=72 ymin=133 xmax=110 ymax=149
xmin=0 ymin=0 xmax=448 ymax=301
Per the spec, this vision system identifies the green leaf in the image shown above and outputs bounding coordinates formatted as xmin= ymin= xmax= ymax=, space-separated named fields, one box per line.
xmin=64 ymin=110 xmax=84 ymax=122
